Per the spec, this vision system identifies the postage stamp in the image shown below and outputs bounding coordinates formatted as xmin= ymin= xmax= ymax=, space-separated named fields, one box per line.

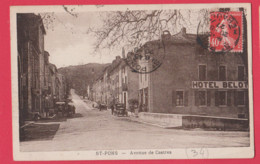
xmin=10 ymin=3 xmax=254 ymax=161
xmin=209 ymin=11 xmax=243 ymax=52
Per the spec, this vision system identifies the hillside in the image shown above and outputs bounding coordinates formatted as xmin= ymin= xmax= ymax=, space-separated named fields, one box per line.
xmin=58 ymin=63 xmax=110 ymax=96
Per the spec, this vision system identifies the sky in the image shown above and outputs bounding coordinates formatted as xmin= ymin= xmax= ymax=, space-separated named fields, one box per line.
xmin=44 ymin=12 xmax=114 ymax=68
xmin=43 ymin=9 xmax=201 ymax=68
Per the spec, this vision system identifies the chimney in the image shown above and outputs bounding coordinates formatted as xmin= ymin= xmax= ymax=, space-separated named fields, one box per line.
xmin=181 ymin=27 xmax=186 ymax=35
xmin=122 ymin=47 xmax=125 ymax=58
xmin=116 ymin=56 xmax=121 ymax=61
xmin=161 ymin=30 xmax=171 ymax=41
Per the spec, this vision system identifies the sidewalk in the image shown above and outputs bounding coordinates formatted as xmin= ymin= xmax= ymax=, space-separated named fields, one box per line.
xmin=20 ymin=121 xmax=60 ymax=142
xmin=101 ymin=108 xmax=180 ymax=129
xmin=126 ymin=113 xmax=181 ymax=129
xmin=125 ymin=112 xmax=248 ymax=131
xmin=20 ymin=114 xmax=68 ymax=141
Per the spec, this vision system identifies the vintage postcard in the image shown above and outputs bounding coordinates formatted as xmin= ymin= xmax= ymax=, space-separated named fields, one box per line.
xmin=10 ymin=3 xmax=254 ymax=161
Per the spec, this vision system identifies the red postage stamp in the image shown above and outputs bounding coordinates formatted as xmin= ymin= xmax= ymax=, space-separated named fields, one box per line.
xmin=209 ymin=11 xmax=243 ymax=52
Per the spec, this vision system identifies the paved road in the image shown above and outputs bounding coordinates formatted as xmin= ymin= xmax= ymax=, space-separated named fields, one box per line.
xmin=20 ymin=90 xmax=250 ymax=152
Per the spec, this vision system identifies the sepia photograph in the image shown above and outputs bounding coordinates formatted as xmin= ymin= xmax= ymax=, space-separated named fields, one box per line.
xmin=10 ymin=3 xmax=254 ymax=160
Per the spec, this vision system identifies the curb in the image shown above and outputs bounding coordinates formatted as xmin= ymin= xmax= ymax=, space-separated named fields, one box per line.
xmin=126 ymin=117 xmax=181 ymax=129
xmin=20 ymin=122 xmax=34 ymax=129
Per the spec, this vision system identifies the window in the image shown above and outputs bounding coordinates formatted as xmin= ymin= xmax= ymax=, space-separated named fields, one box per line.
xmin=237 ymin=91 xmax=245 ymax=105
xmin=176 ymin=91 xmax=184 ymax=106
xmin=218 ymin=91 xmax=227 ymax=106
xmin=198 ymin=91 xmax=206 ymax=106
xmin=219 ymin=66 xmax=226 ymax=80
xmin=199 ymin=65 xmax=206 ymax=80
xmin=238 ymin=66 xmax=245 ymax=81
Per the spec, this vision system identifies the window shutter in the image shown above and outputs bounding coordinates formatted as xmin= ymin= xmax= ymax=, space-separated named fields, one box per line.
xmin=234 ymin=90 xmax=238 ymax=106
xmin=245 ymin=90 xmax=249 ymax=107
xmin=184 ymin=90 xmax=189 ymax=106
xmin=215 ymin=91 xmax=219 ymax=106
xmin=207 ymin=90 xmax=211 ymax=106
xmin=195 ymin=91 xmax=199 ymax=106
xmin=227 ymin=90 xmax=232 ymax=106
xmin=172 ymin=90 xmax=176 ymax=107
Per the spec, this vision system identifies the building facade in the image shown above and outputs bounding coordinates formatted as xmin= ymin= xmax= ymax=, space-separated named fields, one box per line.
xmin=138 ymin=27 xmax=249 ymax=119
xmin=17 ymin=13 xmax=67 ymax=122
xmin=17 ymin=13 xmax=46 ymax=120
xmin=91 ymin=55 xmax=139 ymax=110
xmin=120 ymin=60 xmax=139 ymax=109
xmin=56 ymin=73 xmax=67 ymax=101
xmin=48 ymin=63 xmax=59 ymax=108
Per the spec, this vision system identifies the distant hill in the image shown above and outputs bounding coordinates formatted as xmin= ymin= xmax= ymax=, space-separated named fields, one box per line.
xmin=58 ymin=63 xmax=110 ymax=96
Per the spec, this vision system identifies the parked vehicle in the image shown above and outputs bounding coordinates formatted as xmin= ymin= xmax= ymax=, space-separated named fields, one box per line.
xmin=67 ymin=102 xmax=76 ymax=116
xmin=55 ymin=101 xmax=66 ymax=116
xmin=99 ymin=103 xmax=107 ymax=111
xmin=114 ymin=103 xmax=128 ymax=117
xmin=65 ymin=99 xmax=76 ymax=116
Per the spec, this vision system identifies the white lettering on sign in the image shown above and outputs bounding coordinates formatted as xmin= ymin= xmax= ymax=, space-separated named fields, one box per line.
xmin=192 ymin=81 xmax=248 ymax=89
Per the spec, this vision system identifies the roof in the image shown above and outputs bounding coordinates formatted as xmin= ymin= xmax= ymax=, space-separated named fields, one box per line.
xmin=170 ymin=30 xmax=197 ymax=44
xmin=92 ymin=28 xmax=198 ymax=84
xmin=49 ymin=63 xmax=57 ymax=74
xmin=44 ymin=51 xmax=50 ymax=56
xmin=144 ymin=29 xmax=197 ymax=48
xmin=107 ymin=59 xmax=122 ymax=76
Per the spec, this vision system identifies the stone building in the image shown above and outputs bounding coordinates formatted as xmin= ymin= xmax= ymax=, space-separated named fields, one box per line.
xmin=56 ymin=73 xmax=67 ymax=101
xmin=107 ymin=56 xmax=121 ymax=103
xmin=17 ymin=13 xmax=65 ymax=122
xmin=17 ymin=13 xmax=46 ymax=120
xmin=138 ymin=27 xmax=249 ymax=119
xmin=48 ymin=63 xmax=59 ymax=108
xmin=91 ymin=54 xmax=139 ymax=110
xmin=119 ymin=58 xmax=139 ymax=109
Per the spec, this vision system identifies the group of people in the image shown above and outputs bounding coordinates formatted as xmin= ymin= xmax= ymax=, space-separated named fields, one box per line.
xmin=95 ymin=97 xmax=129 ymax=116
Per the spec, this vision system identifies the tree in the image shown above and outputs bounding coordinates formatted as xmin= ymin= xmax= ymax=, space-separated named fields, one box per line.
xmin=89 ymin=9 xmax=204 ymax=51
xmin=39 ymin=5 xmax=78 ymax=31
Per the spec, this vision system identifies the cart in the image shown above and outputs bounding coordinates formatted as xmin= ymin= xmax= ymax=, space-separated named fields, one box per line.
xmin=114 ymin=103 xmax=128 ymax=117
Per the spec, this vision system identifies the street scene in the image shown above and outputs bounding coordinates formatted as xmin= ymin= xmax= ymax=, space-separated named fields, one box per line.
xmin=21 ymin=89 xmax=249 ymax=152
xmin=14 ymin=4 xmax=253 ymax=157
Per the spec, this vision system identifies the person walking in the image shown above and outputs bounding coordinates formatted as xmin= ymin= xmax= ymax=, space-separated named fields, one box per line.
xmin=111 ymin=97 xmax=115 ymax=115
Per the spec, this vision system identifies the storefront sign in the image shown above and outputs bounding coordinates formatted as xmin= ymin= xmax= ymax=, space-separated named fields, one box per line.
xmin=192 ymin=81 xmax=248 ymax=89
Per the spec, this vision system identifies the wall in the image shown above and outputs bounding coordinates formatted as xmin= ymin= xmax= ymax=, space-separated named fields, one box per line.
xmin=182 ymin=115 xmax=249 ymax=131
xmin=17 ymin=14 xmax=44 ymax=119
xmin=138 ymin=112 xmax=248 ymax=131
xmin=150 ymin=42 xmax=248 ymax=118
xmin=126 ymin=66 xmax=139 ymax=109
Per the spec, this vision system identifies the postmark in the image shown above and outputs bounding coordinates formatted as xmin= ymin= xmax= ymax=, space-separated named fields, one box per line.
xmin=125 ymin=31 xmax=168 ymax=74
xmin=197 ymin=10 xmax=243 ymax=53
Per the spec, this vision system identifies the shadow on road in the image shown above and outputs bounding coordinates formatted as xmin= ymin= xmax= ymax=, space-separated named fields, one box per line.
xmin=20 ymin=124 xmax=60 ymax=142
xmin=67 ymin=113 xmax=83 ymax=119
xmin=37 ymin=117 xmax=67 ymax=123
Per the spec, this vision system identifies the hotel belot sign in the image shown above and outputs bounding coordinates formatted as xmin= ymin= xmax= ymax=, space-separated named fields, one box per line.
xmin=192 ymin=81 xmax=248 ymax=89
